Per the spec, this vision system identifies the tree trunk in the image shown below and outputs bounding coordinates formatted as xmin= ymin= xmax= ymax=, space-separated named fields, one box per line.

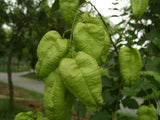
xmin=7 ymin=48 xmax=14 ymax=110
xmin=7 ymin=25 xmax=24 ymax=110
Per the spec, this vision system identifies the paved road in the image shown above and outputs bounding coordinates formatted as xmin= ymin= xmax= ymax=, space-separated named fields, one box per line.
xmin=0 ymin=72 xmax=44 ymax=94
xmin=0 ymin=72 xmax=159 ymax=116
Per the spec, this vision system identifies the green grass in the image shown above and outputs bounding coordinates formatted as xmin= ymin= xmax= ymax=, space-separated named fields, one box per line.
xmin=0 ymin=98 xmax=28 ymax=120
xmin=21 ymin=72 xmax=43 ymax=81
xmin=0 ymin=65 xmax=30 ymax=72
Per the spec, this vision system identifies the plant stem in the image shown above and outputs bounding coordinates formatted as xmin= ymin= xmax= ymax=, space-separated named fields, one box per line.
xmin=62 ymin=29 xmax=71 ymax=39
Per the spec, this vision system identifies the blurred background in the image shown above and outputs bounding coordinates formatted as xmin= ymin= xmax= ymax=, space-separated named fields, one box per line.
xmin=0 ymin=0 xmax=160 ymax=120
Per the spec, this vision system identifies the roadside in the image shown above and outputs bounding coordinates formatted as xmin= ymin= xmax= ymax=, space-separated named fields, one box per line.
xmin=0 ymin=72 xmax=44 ymax=94
xmin=0 ymin=82 xmax=43 ymax=120
xmin=0 ymin=71 xmax=159 ymax=117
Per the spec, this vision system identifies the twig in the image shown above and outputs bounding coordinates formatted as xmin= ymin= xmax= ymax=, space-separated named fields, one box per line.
xmin=62 ymin=29 xmax=71 ymax=39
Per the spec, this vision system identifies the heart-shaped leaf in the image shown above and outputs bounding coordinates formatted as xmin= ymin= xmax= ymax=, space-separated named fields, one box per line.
xmin=36 ymin=31 xmax=68 ymax=78
xmin=138 ymin=104 xmax=158 ymax=120
xmin=59 ymin=0 xmax=79 ymax=25
xmin=43 ymin=69 xmax=74 ymax=120
xmin=59 ymin=51 xmax=103 ymax=107
xmin=131 ymin=0 xmax=149 ymax=19
xmin=73 ymin=22 xmax=110 ymax=65
xmin=119 ymin=47 xmax=142 ymax=86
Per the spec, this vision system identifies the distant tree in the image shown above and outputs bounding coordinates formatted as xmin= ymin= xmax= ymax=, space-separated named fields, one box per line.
xmin=0 ymin=0 xmax=8 ymax=57
xmin=5 ymin=0 xmax=72 ymax=110
xmin=6 ymin=0 xmax=47 ymax=110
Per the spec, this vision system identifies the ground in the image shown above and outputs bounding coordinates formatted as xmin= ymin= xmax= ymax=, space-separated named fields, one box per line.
xmin=0 ymin=82 xmax=91 ymax=120
xmin=0 ymin=82 xmax=43 ymax=111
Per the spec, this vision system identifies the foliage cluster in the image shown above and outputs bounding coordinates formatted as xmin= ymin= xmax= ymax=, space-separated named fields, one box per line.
xmin=0 ymin=0 xmax=160 ymax=120
xmin=33 ymin=0 xmax=160 ymax=120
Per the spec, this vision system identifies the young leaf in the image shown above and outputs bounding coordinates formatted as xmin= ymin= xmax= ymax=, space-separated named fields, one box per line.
xmin=36 ymin=112 xmax=49 ymax=120
xmin=59 ymin=0 xmax=79 ymax=25
xmin=14 ymin=111 xmax=34 ymax=120
xmin=119 ymin=47 xmax=142 ymax=86
xmin=131 ymin=0 xmax=149 ymax=19
xmin=59 ymin=51 xmax=103 ymax=107
xmin=73 ymin=22 xmax=111 ymax=65
xmin=138 ymin=104 xmax=158 ymax=120
xmin=36 ymin=31 xmax=68 ymax=78
xmin=43 ymin=69 xmax=74 ymax=120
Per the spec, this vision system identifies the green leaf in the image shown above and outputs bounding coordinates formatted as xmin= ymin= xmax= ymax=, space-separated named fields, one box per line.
xmin=111 ymin=15 xmax=119 ymax=17
xmin=131 ymin=0 xmax=149 ymax=19
xmin=119 ymin=47 xmax=142 ymax=86
xmin=78 ymin=13 xmax=101 ymax=25
xmin=14 ymin=111 xmax=34 ymax=120
xmin=141 ymin=71 xmax=160 ymax=83
xmin=51 ymin=0 xmax=59 ymax=11
xmin=122 ymin=96 xmax=139 ymax=109
xmin=35 ymin=31 xmax=68 ymax=78
xmin=117 ymin=20 xmax=126 ymax=26
xmin=36 ymin=111 xmax=49 ymax=120
xmin=102 ymin=77 xmax=113 ymax=88
xmin=126 ymin=30 xmax=137 ymax=39
xmin=59 ymin=51 xmax=103 ymax=107
xmin=73 ymin=22 xmax=111 ymax=65
xmin=112 ymin=2 xmax=119 ymax=5
xmin=138 ymin=104 xmax=158 ymax=120
xmin=113 ymin=8 xmax=119 ymax=10
xmin=91 ymin=110 xmax=112 ymax=120
xmin=121 ymin=85 xmax=142 ymax=97
xmin=145 ymin=57 xmax=160 ymax=71
xmin=128 ymin=22 xmax=144 ymax=30
xmin=102 ymin=89 xmax=117 ymax=105
xmin=59 ymin=0 xmax=79 ymax=25
xmin=43 ymin=69 xmax=74 ymax=120
xmin=120 ymin=12 xmax=128 ymax=16
xmin=65 ymin=112 xmax=72 ymax=120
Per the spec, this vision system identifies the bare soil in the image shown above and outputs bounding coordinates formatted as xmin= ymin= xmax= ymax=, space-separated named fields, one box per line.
xmin=0 ymin=82 xmax=43 ymax=111
xmin=0 ymin=82 xmax=91 ymax=119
